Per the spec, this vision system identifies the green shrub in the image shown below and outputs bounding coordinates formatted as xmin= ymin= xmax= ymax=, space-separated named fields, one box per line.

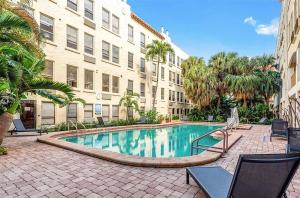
xmin=172 ymin=115 xmax=179 ymax=120
xmin=0 ymin=146 xmax=8 ymax=155
xmin=238 ymin=103 xmax=273 ymax=124
xmin=144 ymin=109 xmax=160 ymax=124
xmin=108 ymin=119 xmax=136 ymax=126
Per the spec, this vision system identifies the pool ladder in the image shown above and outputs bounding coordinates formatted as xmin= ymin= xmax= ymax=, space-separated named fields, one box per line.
xmin=67 ymin=120 xmax=86 ymax=132
xmin=190 ymin=129 xmax=229 ymax=156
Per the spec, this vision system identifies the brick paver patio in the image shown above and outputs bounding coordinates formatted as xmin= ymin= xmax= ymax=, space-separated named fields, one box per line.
xmin=0 ymin=125 xmax=300 ymax=198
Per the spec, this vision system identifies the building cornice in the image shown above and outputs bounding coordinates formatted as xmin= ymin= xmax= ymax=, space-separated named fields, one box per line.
xmin=131 ymin=12 xmax=165 ymax=40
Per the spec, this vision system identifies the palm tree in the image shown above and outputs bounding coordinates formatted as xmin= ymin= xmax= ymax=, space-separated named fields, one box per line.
xmin=182 ymin=57 xmax=217 ymax=108
xmin=253 ymin=55 xmax=281 ymax=104
xmin=208 ymin=52 xmax=238 ymax=108
xmin=146 ymin=40 xmax=174 ymax=108
xmin=225 ymin=57 xmax=261 ymax=107
xmin=0 ymin=5 xmax=76 ymax=145
xmin=0 ymin=0 xmax=42 ymax=56
xmin=119 ymin=91 xmax=140 ymax=120
xmin=181 ymin=56 xmax=205 ymax=76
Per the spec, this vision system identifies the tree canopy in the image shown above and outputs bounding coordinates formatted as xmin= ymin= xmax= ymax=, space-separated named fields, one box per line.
xmin=181 ymin=52 xmax=281 ymax=108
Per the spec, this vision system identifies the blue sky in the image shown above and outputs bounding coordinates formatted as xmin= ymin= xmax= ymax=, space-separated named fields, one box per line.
xmin=128 ymin=0 xmax=281 ymax=61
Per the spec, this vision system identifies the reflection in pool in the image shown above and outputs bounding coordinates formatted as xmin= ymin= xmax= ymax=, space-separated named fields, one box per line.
xmin=62 ymin=125 xmax=223 ymax=158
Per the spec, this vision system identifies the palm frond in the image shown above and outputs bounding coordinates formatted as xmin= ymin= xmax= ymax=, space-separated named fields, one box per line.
xmin=35 ymin=90 xmax=65 ymax=105
xmin=26 ymin=79 xmax=74 ymax=99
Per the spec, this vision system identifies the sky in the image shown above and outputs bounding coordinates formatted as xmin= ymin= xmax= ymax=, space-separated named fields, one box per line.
xmin=127 ymin=0 xmax=281 ymax=61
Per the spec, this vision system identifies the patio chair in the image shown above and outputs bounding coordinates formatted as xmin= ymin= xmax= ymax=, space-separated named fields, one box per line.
xmin=270 ymin=119 xmax=288 ymax=141
xmin=186 ymin=153 xmax=300 ymax=198
xmin=136 ymin=116 xmax=147 ymax=124
xmin=258 ymin=117 xmax=268 ymax=124
xmin=11 ymin=119 xmax=47 ymax=135
xmin=287 ymin=128 xmax=300 ymax=153
xmin=208 ymin=115 xmax=214 ymax=122
xmin=180 ymin=115 xmax=189 ymax=121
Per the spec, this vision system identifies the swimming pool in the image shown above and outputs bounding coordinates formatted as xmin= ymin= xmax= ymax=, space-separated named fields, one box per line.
xmin=62 ymin=124 xmax=223 ymax=158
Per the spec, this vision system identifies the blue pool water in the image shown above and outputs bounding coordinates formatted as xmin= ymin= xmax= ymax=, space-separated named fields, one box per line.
xmin=62 ymin=125 xmax=223 ymax=158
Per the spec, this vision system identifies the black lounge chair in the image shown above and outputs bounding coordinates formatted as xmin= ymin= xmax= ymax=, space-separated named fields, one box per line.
xmin=287 ymin=128 xmax=300 ymax=153
xmin=270 ymin=119 xmax=288 ymax=141
xmin=11 ymin=119 xmax=47 ymax=135
xmin=186 ymin=153 xmax=300 ymax=198
xmin=96 ymin=117 xmax=105 ymax=127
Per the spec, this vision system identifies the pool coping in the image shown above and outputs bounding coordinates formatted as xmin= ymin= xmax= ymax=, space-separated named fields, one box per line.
xmin=37 ymin=122 xmax=242 ymax=168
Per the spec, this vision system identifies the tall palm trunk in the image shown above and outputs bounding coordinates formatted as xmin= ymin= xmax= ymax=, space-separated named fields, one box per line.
xmin=243 ymin=95 xmax=247 ymax=107
xmin=152 ymin=60 xmax=160 ymax=109
xmin=0 ymin=112 xmax=13 ymax=145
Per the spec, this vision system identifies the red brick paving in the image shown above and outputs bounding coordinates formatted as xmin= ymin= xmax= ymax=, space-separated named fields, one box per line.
xmin=0 ymin=125 xmax=300 ymax=198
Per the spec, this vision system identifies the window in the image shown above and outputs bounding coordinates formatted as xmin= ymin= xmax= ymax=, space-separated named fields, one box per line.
xmin=40 ymin=13 xmax=54 ymax=41
xmin=67 ymin=66 xmax=77 ymax=87
xmin=84 ymin=33 xmax=94 ymax=55
xmin=177 ymin=74 xmax=180 ymax=85
xmin=84 ymin=0 xmax=93 ymax=20
xmin=102 ymin=41 xmax=110 ymax=60
xmin=172 ymin=91 xmax=175 ymax=101
xmin=152 ymin=63 xmax=157 ymax=77
xmin=172 ymin=72 xmax=176 ymax=83
xmin=102 ymin=8 xmax=110 ymax=29
xmin=112 ymin=15 xmax=119 ymax=34
xmin=41 ymin=102 xmax=55 ymax=125
xmin=169 ymin=53 xmax=175 ymax=65
xmin=102 ymin=105 xmax=110 ymax=122
xmin=67 ymin=0 xmax=77 ymax=11
xmin=180 ymin=92 xmax=183 ymax=103
xmin=128 ymin=52 xmax=133 ymax=69
xmin=128 ymin=25 xmax=134 ymax=43
xmin=161 ymin=88 xmax=165 ymax=100
xmin=140 ymin=106 xmax=145 ymax=114
xmin=140 ymin=33 xmax=145 ymax=48
xmin=177 ymin=92 xmax=180 ymax=102
xmin=152 ymin=86 xmax=156 ymax=98
xmin=67 ymin=103 xmax=77 ymax=122
xmin=112 ymin=45 xmax=119 ymax=63
xmin=112 ymin=76 xmax=119 ymax=93
xmin=66 ymin=25 xmax=77 ymax=49
xmin=177 ymin=56 xmax=180 ymax=67
xmin=112 ymin=105 xmax=119 ymax=121
xmin=140 ymin=83 xmax=145 ymax=97
xmin=140 ymin=58 xmax=145 ymax=73
xmin=169 ymin=90 xmax=172 ymax=101
xmin=102 ymin=74 xmax=110 ymax=92
xmin=161 ymin=67 xmax=165 ymax=80
xmin=84 ymin=70 xmax=93 ymax=90
xmin=43 ymin=60 xmax=54 ymax=80
xmin=169 ymin=70 xmax=172 ymax=82
xmin=84 ymin=104 xmax=93 ymax=122
xmin=128 ymin=80 xmax=133 ymax=94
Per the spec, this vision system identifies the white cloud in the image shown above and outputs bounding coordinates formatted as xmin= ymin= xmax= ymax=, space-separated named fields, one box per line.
xmin=244 ymin=17 xmax=256 ymax=26
xmin=255 ymin=18 xmax=279 ymax=36
xmin=244 ymin=17 xmax=279 ymax=37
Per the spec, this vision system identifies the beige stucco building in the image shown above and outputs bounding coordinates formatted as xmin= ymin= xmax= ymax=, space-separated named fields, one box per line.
xmin=275 ymin=0 xmax=300 ymax=112
xmin=13 ymin=0 xmax=191 ymax=128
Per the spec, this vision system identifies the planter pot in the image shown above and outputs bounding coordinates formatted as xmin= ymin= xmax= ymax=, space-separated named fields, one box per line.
xmin=0 ymin=112 xmax=13 ymax=145
xmin=160 ymin=120 xmax=166 ymax=124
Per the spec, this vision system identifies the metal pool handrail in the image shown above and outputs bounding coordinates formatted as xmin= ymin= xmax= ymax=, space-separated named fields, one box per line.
xmin=191 ymin=129 xmax=229 ymax=156
xmin=67 ymin=120 xmax=86 ymax=132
